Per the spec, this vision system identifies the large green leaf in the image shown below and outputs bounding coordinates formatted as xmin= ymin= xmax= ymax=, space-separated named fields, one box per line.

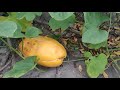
xmin=82 ymin=27 xmax=109 ymax=44
xmin=16 ymin=12 xmax=42 ymax=21
xmin=3 ymin=56 xmax=37 ymax=78
xmin=84 ymin=12 xmax=109 ymax=28
xmin=86 ymin=53 xmax=108 ymax=78
xmin=49 ymin=12 xmax=74 ymax=21
xmin=88 ymin=41 xmax=107 ymax=49
xmin=0 ymin=21 xmax=17 ymax=37
xmin=0 ymin=15 xmax=32 ymax=32
xmin=25 ymin=26 xmax=42 ymax=38
xmin=12 ymin=21 xmax=26 ymax=38
xmin=82 ymin=12 xmax=109 ymax=45
xmin=49 ymin=15 xmax=76 ymax=31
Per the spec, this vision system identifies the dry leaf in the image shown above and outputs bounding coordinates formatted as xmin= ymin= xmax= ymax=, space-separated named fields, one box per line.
xmin=78 ymin=65 xmax=83 ymax=72
xmin=115 ymin=37 xmax=120 ymax=42
xmin=73 ymin=23 xmax=80 ymax=30
xmin=116 ymin=43 xmax=120 ymax=48
xmin=73 ymin=37 xmax=78 ymax=42
xmin=114 ymin=51 xmax=120 ymax=56
xmin=73 ymin=22 xmax=84 ymax=30
xmin=62 ymin=38 xmax=68 ymax=46
xmin=110 ymin=54 xmax=116 ymax=58
xmin=114 ymin=26 xmax=120 ymax=30
xmin=103 ymin=71 xmax=108 ymax=78
xmin=79 ymin=49 xmax=85 ymax=54
xmin=108 ymin=41 xmax=116 ymax=46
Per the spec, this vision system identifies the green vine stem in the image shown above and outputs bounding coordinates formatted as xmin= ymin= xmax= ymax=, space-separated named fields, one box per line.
xmin=106 ymin=56 xmax=120 ymax=68
xmin=63 ymin=59 xmax=84 ymax=63
xmin=0 ymin=37 xmax=25 ymax=59
xmin=108 ymin=12 xmax=112 ymax=32
xmin=108 ymin=48 xmax=120 ymax=51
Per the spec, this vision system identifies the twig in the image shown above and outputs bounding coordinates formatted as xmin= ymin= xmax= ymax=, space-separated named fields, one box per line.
xmin=114 ymin=61 xmax=120 ymax=70
xmin=106 ymin=45 xmax=110 ymax=55
xmin=35 ymin=67 xmax=47 ymax=73
xmin=0 ymin=59 xmax=11 ymax=72
xmin=7 ymin=38 xmax=15 ymax=66
xmin=112 ymin=64 xmax=120 ymax=78
xmin=69 ymin=28 xmax=80 ymax=35
xmin=0 ymin=37 xmax=25 ymax=59
xmin=108 ymin=48 xmax=120 ymax=51
xmin=106 ymin=56 xmax=120 ymax=70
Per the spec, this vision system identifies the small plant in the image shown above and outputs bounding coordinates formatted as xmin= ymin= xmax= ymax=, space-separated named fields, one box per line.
xmin=84 ymin=52 xmax=108 ymax=78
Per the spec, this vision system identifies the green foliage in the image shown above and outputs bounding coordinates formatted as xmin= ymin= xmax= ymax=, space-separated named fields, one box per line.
xmin=25 ymin=26 xmax=42 ymax=38
xmin=0 ymin=21 xmax=17 ymax=37
xmin=84 ymin=52 xmax=108 ymax=78
xmin=49 ymin=14 xmax=76 ymax=31
xmin=0 ymin=12 xmax=112 ymax=78
xmin=83 ymin=12 xmax=109 ymax=28
xmin=88 ymin=41 xmax=107 ymax=49
xmin=82 ymin=12 xmax=109 ymax=49
xmin=49 ymin=12 xmax=74 ymax=21
xmin=0 ymin=12 xmax=42 ymax=38
xmin=16 ymin=12 xmax=42 ymax=21
xmin=82 ymin=28 xmax=109 ymax=44
xmin=84 ymin=51 xmax=92 ymax=58
xmin=13 ymin=29 xmax=25 ymax=38
xmin=3 ymin=56 xmax=37 ymax=78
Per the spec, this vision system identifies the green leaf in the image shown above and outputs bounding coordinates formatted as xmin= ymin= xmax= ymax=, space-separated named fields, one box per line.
xmin=0 ymin=21 xmax=17 ymax=37
xmin=82 ymin=12 xmax=109 ymax=44
xmin=84 ymin=51 xmax=92 ymax=58
xmin=3 ymin=56 xmax=37 ymax=78
xmin=86 ymin=53 xmax=108 ymax=78
xmin=25 ymin=26 xmax=42 ymax=38
xmin=9 ymin=12 xmax=17 ymax=18
xmin=82 ymin=27 xmax=109 ymax=44
xmin=16 ymin=12 xmax=42 ymax=21
xmin=84 ymin=12 xmax=109 ymax=28
xmin=0 ymin=15 xmax=32 ymax=33
xmin=49 ymin=12 xmax=74 ymax=21
xmin=17 ymin=18 xmax=32 ymax=32
xmin=12 ymin=22 xmax=25 ymax=38
xmin=49 ymin=15 xmax=76 ymax=31
xmin=88 ymin=41 xmax=107 ymax=49
xmin=13 ymin=29 xmax=25 ymax=38
xmin=85 ymin=60 xmax=90 ymax=67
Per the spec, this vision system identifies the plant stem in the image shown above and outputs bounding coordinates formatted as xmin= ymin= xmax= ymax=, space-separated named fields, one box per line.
xmin=108 ymin=48 xmax=120 ymax=51
xmin=108 ymin=12 xmax=112 ymax=32
xmin=112 ymin=64 xmax=120 ymax=78
xmin=114 ymin=58 xmax=120 ymax=62
xmin=105 ymin=57 xmax=120 ymax=70
xmin=0 ymin=60 xmax=11 ymax=72
xmin=7 ymin=38 xmax=16 ymax=65
xmin=106 ymin=45 xmax=110 ymax=54
xmin=0 ymin=46 xmax=6 ymax=48
xmin=0 ymin=37 xmax=25 ymax=59
xmin=63 ymin=59 xmax=84 ymax=63
xmin=35 ymin=67 xmax=46 ymax=73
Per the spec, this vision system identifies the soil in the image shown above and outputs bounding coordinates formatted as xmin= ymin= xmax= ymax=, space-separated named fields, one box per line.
xmin=0 ymin=12 xmax=120 ymax=78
